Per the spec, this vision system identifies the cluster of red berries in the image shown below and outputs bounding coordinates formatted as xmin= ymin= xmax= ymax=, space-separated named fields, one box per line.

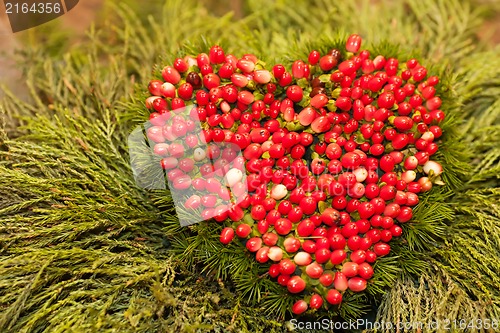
xmin=144 ymin=34 xmax=445 ymax=315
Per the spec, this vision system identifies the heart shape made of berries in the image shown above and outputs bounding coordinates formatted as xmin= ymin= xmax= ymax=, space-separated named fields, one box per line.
xmin=142 ymin=34 xmax=445 ymax=315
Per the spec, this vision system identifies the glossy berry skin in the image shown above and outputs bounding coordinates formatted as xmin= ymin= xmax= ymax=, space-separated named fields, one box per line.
xmin=315 ymin=248 xmax=331 ymax=264
xmin=287 ymin=276 xmax=306 ymax=293
xmin=255 ymin=246 xmax=270 ymax=263
xmin=373 ymin=242 xmax=391 ymax=256
xmin=319 ymin=273 xmax=333 ymax=287
xmin=279 ymin=258 xmax=296 ymax=275
xmin=268 ymin=264 xmax=280 ymax=278
xmin=357 ymin=262 xmax=374 ymax=279
xmin=320 ymin=55 xmax=338 ymax=71
xmin=308 ymin=50 xmax=321 ymax=65
xmin=292 ymin=300 xmax=308 ymax=315
xmin=310 ymin=294 xmax=324 ymax=309
xmin=220 ymin=227 xmax=234 ymax=245
xmin=292 ymin=60 xmax=307 ymax=79
xmin=350 ymin=250 xmax=366 ymax=264
xmin=162 ymin=66 xmax=181 ymax=84
xmin=235 ymin=224 xmax=251 ymax=238
xmin=275 ymin=218 xmax=293 ymax=235
xmin=348 ymin=277 xmax=367 ymax=292
xmin=150 ymin=42 xmax=446 ymax=312
xmin=277 ymin=274 xmax=291 ymax=286
xmin=246 ymin=237 xmax=262 ymax=252
xmin=378 ymin=92 xmax=395 ymax=109
xmin=346 ymin=34 xmax=362 ymax=53
xmin=342 ymin=262 xmax=359 ymax=277
xmin=326 ymin=289 xmax=342 ymax=305
xmin=286 ymin=85 xmax=304 ymax=102
xmin=305 ymin=262 xmax=324 ymax=279
xmin=262 ymin=232 xmax=279 ymax=247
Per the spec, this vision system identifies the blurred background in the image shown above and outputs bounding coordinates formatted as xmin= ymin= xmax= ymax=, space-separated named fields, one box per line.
xmin=0 ymin=0 xmax=498 ymax=100
xmin=0 ymin=1 xmax=499 ymax=332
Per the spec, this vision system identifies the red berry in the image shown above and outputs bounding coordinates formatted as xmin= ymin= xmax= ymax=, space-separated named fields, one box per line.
xmin=287 ymin=276 xmax=306 ymax=293
xmin=319 ymin=55 xmax=338 ymax=71
xmin=326 ymin=289 xmax=342 ymax=305
xmin=346 ymin=34 xmax=362 ymax=53
xmin=173 ymin=58 xmax=189 ymax=73
xmin=274 ymin=218 xmax=292 ymax=235
xmin=321 ymin=208 xmax=341 ymax=226
xmin=203 ymin=73 xmax=220 ymax=90
xmin=397 ymin=206 xmax=413 ymax=223
xmin=291 ymin=60 xmax=306 ymax=79
xmin=269 ymin=264 xmax=280 ymax=278
xmin=348 ymin=277 xmax=367 ymax=292
xmin=302 ymin=240 xmax=317 ymax=254
xmin=162 ymin=66 xmax=181 ymax=84
xmin=392 ymin=133 xmax=409 ymax=150
xmin=393 ymin=116 xmax=414 ymax=131
xmin=252 ymin=230 xmax=273 ymax=251
xmin=334 ymin=271 xmax=348 ymax=291
xmin=272 ymin=64 xmax=285 ymax=78
xmin=310 ymin=294 xmax=324 ymax=309
xmin=319 ymin=273 xmax=333 ymax=287
xmin=308 ymin=50 xmax=321 ymax=65
xmin=305 ymin=262 xmax=324 ymax=279
xmin=235 ymin=224 xmax=251 ymax=238
xmin=380 ymin=155 xmax=396 ymax=172
xmin=338 ymin=60 xmax=356 ymax=75
xmin=315 ymin=248 xmax=331 ymax=264
xmin=378 ymin=92 xmax=395 ymax=109
xmin=373 ymin=242 xmax=390 ymax=256
xmin=246 ymin=237 xmax=263 ymax=252
xmin=330 ymin=249 xmax=347 ymax=265
xmin=173 ymin=175 xmax=192 ymax=190
xmin=341 ymin=151 xmax=362 ymax=169
xmin=219 ymin=227 xmax=235 ymax=245
xmin=297 ymin=219 xmax=315 ymax=237
xmin=413 ymin=67 xmax=427 ymax=82
xmin=373 ymin=55 xmax=386 ymax=70
xmin=426 ymin=96 xmax=442 ymax=110
xmin=237 ymin=59 xmax=255 ymax=73
xmin=277 ymin=274 xmax=290 ymax=286
xmin=284 ymin=237 xmax=301 ymax=253
xmin=342 ymin=262 xmax=359 ymax=277
xmin=279 ymin=258 xmax=296 ymax=275
xmin=358 ymin=262 xmax=374 ymax=279
xmin=185 ymin=195 xmax=201 ymax=210
xmin=262 ymin=232 xmax=279 ymax=246
xmin=292 ymin=300 xmax=308 ymax=315
xmin=286 ymin=85 xmax=304 ymax=102
xmin=335 ymin=96 xmax=352 ymax=111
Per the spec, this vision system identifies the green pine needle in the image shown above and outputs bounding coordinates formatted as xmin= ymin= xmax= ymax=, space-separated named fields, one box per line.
xmin=0 ymin=0 xmax=499 ymax=331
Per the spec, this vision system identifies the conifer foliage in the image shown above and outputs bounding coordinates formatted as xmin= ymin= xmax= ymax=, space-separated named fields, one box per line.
xmin=0 ymin=0 xmax=499 ymax=332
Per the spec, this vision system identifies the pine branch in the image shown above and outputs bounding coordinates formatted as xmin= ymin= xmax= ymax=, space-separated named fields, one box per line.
xmin=0 ymin=0 xmax=499 ymax=331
